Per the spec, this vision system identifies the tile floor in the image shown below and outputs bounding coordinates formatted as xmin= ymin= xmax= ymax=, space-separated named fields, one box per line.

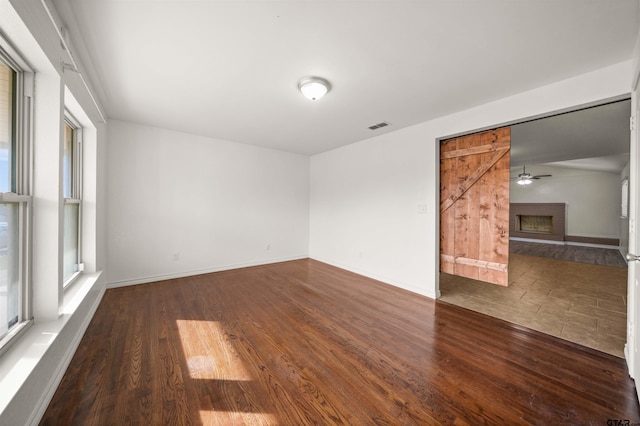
xmin=439 ymin=253 xmax=628 ymax=357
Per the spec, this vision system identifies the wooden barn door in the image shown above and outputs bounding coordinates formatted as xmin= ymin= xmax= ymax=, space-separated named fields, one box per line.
xmin=440 ymin=127 xmax=510 ymax=286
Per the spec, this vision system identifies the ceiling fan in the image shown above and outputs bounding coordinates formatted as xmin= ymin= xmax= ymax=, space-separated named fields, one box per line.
xmin=511 ymin=166 xmax=552 ymax=186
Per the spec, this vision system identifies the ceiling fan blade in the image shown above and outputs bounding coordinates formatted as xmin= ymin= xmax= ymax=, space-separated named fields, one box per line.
xmin=532 ymin=174 xmax=552 ymax=179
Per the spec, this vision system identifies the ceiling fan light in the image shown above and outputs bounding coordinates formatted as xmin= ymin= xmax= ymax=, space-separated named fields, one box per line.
xmin=517 ymin=178 xmax=532 ymax=185
xmin=298 ymin=77 xmax=330 ymax=101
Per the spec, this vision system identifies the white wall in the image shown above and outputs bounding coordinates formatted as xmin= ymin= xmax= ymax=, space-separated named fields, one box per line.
xmin=310 ymin=61 xmax=633 ymax=299
xmin=107 ymin=120 xmax=309 ymax=286
xmin=510 ymin=164 xmax=622 ymax=240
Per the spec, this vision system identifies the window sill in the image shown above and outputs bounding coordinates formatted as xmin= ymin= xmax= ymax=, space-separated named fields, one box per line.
xmin=0 ymin=271 xmax=105 ymax=422
xmin=0 ymin=320 xmax=33 ymax=359
xmin=63 ymin=270 xmax=82 ymax=291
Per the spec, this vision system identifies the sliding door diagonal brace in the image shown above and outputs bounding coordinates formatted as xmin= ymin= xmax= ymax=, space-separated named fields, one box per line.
xmin=440 ymin=148 xmax=509 ymax=214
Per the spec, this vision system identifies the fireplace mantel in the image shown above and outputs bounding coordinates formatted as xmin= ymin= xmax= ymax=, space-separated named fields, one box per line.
xmin=509 ymin=203 xmax=566 ymax=242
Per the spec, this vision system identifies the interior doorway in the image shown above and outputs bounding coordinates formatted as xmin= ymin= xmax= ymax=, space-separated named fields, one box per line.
xmin=438 ymin=99 xmax=631 ymax=358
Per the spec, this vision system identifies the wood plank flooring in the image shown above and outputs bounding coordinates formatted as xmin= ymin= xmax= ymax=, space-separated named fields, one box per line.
xmin=40 ymin=259 xmax=639 ymax=425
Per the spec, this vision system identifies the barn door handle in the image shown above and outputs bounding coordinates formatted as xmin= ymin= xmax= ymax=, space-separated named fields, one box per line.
xmin=627 ymin=253 xmax=640 ymax=262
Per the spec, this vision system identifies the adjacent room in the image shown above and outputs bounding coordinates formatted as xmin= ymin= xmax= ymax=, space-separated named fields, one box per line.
xmin=440 ymin=100 xmax=632 ymax=357
xmin=0 ymin=0 xmax=639 ymax=424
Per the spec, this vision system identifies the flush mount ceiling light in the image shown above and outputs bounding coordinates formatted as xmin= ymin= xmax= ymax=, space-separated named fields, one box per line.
xmin=298 ymin=76 xmax=331 ymax=101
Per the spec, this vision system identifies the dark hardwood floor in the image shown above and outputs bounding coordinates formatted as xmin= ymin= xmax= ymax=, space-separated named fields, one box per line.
xmin=41 ymin=259 xmax=639 ymax=425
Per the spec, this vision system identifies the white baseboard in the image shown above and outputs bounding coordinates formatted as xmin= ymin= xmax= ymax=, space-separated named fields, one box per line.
xmin=107 ymin=255 xmax=308 ymax=288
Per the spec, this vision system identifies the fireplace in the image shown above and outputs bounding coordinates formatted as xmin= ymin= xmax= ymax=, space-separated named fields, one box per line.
xmin=517 ymin=215 xmax=553 ymax=233
xmin=510 ymin=203 xmax=565 ymax=241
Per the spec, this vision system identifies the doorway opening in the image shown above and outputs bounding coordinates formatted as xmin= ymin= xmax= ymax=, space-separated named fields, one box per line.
xmin=438 ymin=98 xmax=631 ymax=358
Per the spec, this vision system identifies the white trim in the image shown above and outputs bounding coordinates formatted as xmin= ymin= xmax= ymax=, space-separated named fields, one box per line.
xmin=0 ymin=321 xmax=31 ymax=358
xmin=625 ymin=35 xmax=640 ymax=395
xmin=62 ymin=269 xmax=81 ymax=289
xmin=26 ymin=275 xmax=105 ymax=426
xmin=0 ymin=30 xmax=33 ymax=73
xmin=0 ymin=193 xmax=31 ymax=203
xmin=0 ymin=272 xmax=104 ymax=425
xmin=106 ymin=256 xmax=308 ymax=288
xmin=38 ymin=0 xmax=106 ymax=124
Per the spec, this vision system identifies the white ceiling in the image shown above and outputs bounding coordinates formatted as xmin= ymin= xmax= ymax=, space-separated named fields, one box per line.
xmin=57 ymin=0 xmax=639 ymax=155
xmin=543 ymin=153 xmax=631 ymax=172
xmin=511 ymin=99 xmax=631 ymax=172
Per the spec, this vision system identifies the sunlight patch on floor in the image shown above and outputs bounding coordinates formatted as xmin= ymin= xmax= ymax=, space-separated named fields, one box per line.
xmin=199 ymin=409 xmax=276 ymax=425
xmin=176 ymin=320 xmax=253 ymax=381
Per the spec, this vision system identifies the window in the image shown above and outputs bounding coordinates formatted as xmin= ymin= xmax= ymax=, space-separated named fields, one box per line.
xmin=0 ymin=45 xmax=32 ymax=349
xmin=63 ymin=116 xmax=81 ymax=285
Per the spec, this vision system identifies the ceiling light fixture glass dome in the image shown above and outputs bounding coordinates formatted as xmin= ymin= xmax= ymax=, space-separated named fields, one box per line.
xmin=298 ymin=76 xmax=331 ymax=101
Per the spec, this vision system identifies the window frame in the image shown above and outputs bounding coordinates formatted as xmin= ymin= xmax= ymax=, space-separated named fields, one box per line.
xmin=62 ymin=112 xmax=82 ymax=288
xmin=0 ymin=38 xmax=34 ymax=356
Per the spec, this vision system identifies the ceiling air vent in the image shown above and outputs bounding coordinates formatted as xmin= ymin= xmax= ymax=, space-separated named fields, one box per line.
xmin=368 ymin=121 xmax=390 ymax=130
